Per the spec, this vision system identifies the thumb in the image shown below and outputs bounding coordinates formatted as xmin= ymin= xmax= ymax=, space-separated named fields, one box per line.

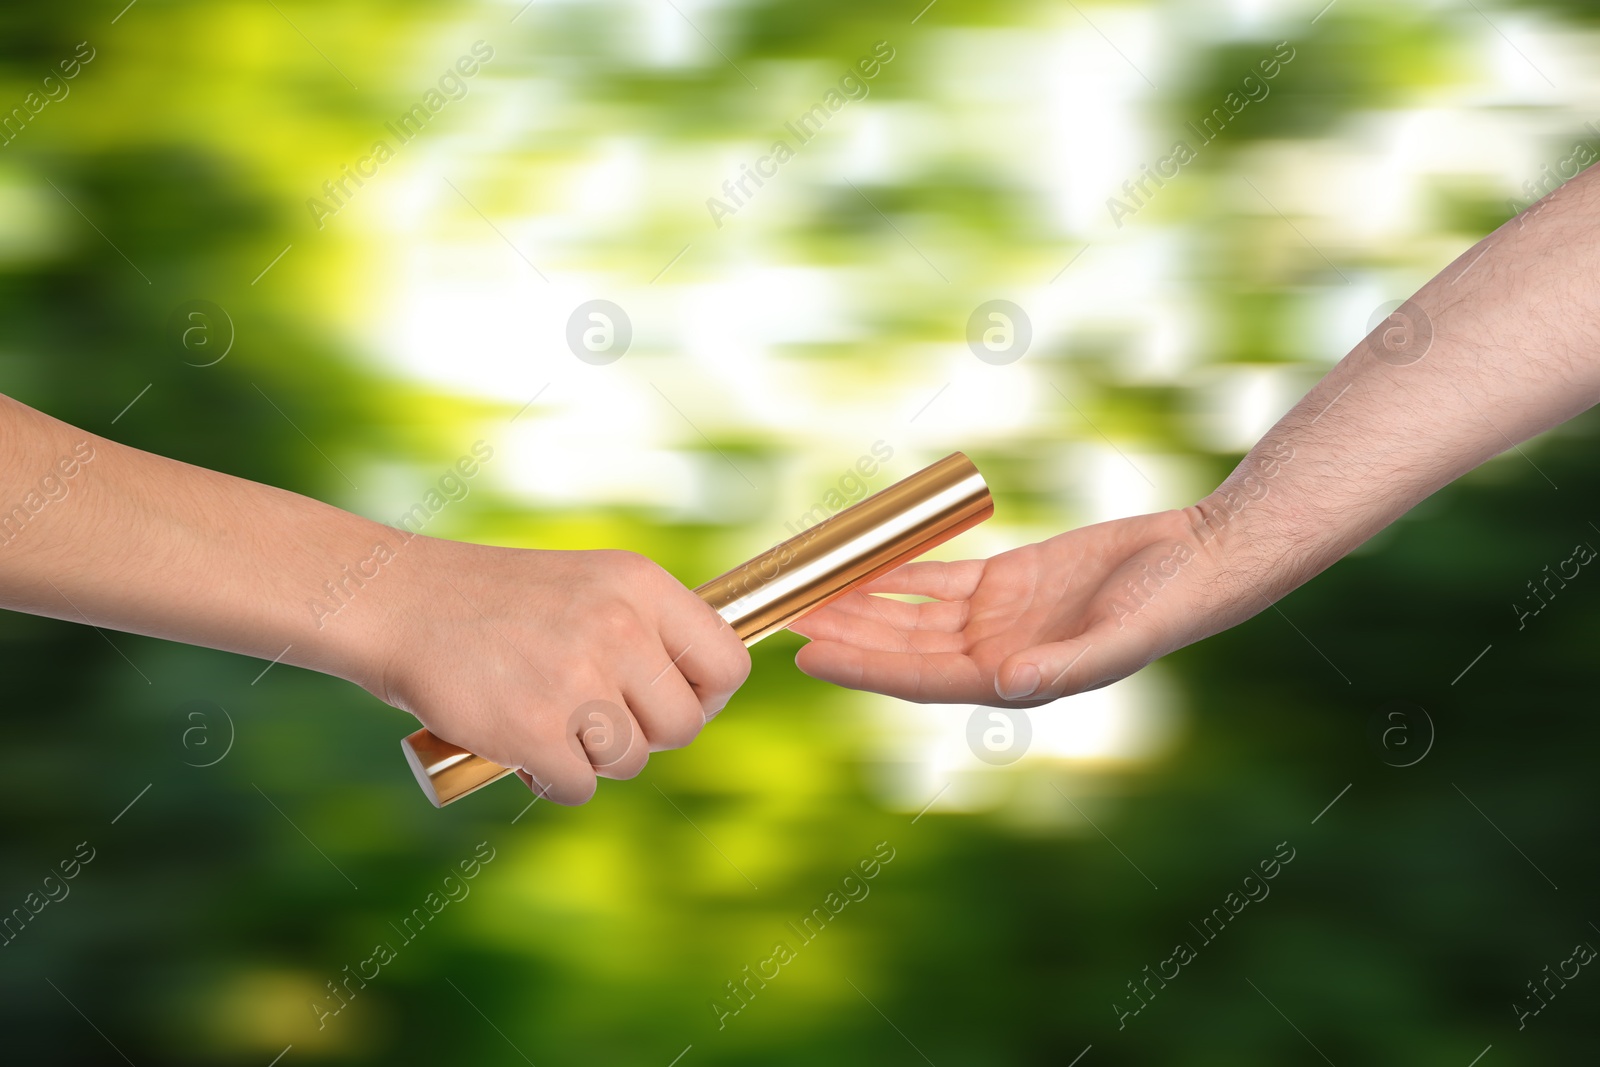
xmin=995 ymin=632 xmax=1148 ymax=702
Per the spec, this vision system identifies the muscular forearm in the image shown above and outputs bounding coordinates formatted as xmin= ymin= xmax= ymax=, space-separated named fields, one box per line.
xmin=1204 ymin=162 xmax=1600 ymax=604
xmin=0 ymin=393 xmax=391 ymax=685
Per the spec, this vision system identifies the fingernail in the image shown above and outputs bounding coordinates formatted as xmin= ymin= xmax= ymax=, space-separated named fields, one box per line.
xmin=997 ymin=664 xmax=1039 ymax=700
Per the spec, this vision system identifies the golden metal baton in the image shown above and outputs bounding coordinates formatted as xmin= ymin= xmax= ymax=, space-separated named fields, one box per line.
xmin=401 ymin=452 xmax=993 ymax=806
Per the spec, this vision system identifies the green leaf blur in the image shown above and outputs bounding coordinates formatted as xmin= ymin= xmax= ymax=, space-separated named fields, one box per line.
xmin=1 ymin=1 xmax=1596 ymax=1064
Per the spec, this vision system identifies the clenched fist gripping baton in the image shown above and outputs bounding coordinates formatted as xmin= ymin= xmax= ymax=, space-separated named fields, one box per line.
xmin=402 ymin=452 xmax=994 ymax=806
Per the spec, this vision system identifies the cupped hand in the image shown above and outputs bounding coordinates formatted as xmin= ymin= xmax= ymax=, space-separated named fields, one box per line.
xmin=362 ymin=541 xmax=750 ymax=805
xmin=792 ymin=507 xmax=1249 ymax=706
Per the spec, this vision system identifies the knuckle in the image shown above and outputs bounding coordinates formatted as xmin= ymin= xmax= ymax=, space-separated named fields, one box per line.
xmin=564 ymin=666 xmax=610 ymax=703
xmin=590 ymin=599 xmax=641 ymax=636
xmin=600 ymin=745 xmax=649 ymax=781
xmin=604 ymin=548 xmax=662 ymax=583
xmin=577 ymin=702 xmax=638 ymax=768
xmin=649 ymin=706 xmax=704 ymax=751
xmin=522 ymin=747 xmax=599 ymax=806
xmin=687 ymin=632 xmax=751 ymax=693
xmin=551 ymin=770 xmax=598 ymax=807
xmin=724 ymin=644 xmax=753 ymax=686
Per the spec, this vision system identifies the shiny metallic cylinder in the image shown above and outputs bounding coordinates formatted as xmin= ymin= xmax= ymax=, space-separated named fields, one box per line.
xmin=695 ymin=451 xmax=993 ymax=641
xmin=401 ymin=452 xmax=993 ymax=807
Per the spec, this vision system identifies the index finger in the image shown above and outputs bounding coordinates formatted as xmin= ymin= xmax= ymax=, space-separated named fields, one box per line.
xmin=652 ymin=589 xmax=752 ymax=715
xmin=855 ymin=558 xmax=986 ymax=600
xmin=794 ymin=640 xmax=983 ymax=703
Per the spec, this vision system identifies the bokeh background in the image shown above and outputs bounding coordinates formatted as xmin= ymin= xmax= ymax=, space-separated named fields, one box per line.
xmin=3 ymin=0 xmax=1599 ymax=1062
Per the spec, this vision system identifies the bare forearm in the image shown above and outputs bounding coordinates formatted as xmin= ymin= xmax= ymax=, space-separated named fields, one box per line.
xmin=0 ymin=393 xmax=389 ymax=683
xmin=1205 ymin=163 xmax=1600 ymax=600
xmin=792 ymin=169 xmax=1600 ymax=707
xmin=0 ymin=393 xmax=752 ymax=801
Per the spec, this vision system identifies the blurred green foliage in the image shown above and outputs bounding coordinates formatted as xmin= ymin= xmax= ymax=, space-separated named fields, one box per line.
xmin=2 ymin=1 xmax=1598 ymax=1064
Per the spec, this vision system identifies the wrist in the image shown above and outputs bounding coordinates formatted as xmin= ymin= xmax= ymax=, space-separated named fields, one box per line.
xmin=284 ymin=514 xmax=429 ymax=699
xmin=1184 ymin=459 xmax=1318 ymax=626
